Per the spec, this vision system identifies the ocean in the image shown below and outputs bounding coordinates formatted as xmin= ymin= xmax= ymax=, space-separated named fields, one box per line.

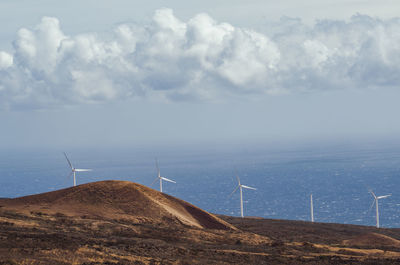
xmin=1 ymin=142 xmax=400 ymax=228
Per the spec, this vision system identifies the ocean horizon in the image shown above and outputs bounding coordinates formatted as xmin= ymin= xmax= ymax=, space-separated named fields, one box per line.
xmin=1 ymin=140 xmax=400 ymax=228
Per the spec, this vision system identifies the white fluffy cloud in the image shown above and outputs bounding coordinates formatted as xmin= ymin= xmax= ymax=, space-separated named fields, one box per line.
xmin=0 ymin=51 xmax=13 ymax=70
xmin=0 ymin=9 xmax=400 ymax=109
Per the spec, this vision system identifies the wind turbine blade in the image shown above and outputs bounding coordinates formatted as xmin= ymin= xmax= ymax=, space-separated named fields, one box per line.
xmin=74 ymin=169 xmax=92 ymax=172
xmin=66 ymin=171 xmax=73 ymax=179
xmin=368 ymin=199 xmax=376 ymax=213
xmin=236 ymin=174 xmax=240 ymax=185
xmin=233 ymin=168 xmax=241 ymax=184
xmin=151 ymin=177 xmax=159 ymax=187
xmin=155 ymin=158 xmax=161 ymax=178
xmin=377 ymin=195 xmax=391 ymax=199
xmin=228 ymin=174 xmax=236 ymax=188
xmin=63 ymin=152 xmax=73 ymax=169
xmin=369 ymin=190 xmax=377 ymax=199
xmin=241 ymin=185 xmax=257 ymax=190
xmin=161 ymin=177 xmax=176 ymax=183
xmin=61 ymin=171 xmax=73 ymax=187
xmin=229 ymin=185 xmax=239 ymax=197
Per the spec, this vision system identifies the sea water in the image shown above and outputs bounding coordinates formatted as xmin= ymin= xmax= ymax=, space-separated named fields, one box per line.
xmin=1 ymin=142 xmax=400 ymax=228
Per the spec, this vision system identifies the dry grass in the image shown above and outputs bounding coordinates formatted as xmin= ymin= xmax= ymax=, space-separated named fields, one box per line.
xmin=0 ymin=180 xmax=234 ymax=230
xmin=1 ymin=181 xmax=400 ymax=264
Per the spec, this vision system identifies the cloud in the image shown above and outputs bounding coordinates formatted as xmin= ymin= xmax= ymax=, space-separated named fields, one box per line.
xmin=0 ymin=9 xmax=400 ymax=110
xmin=0 ymin=51 xmax=13 ymax=70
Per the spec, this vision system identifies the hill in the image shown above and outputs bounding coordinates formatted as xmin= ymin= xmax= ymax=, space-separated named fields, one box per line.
xmin=0 ymin=180 xmax=234 ymax=230
xmin=343 ymin=232 xmax=400 ymax=248
xmin=1 ymin=181 xmax=400 ymax=264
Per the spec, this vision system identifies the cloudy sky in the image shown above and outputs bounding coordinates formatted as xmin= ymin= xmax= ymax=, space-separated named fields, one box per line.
xmin=1 ymin=0 xmax=400 ymax=149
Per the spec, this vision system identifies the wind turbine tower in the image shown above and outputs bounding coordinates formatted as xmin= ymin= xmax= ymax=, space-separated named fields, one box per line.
xmin=369 ymin=190 xmax=391 ymax=228
xmin=152 ymin=159 xmax=176 ymax=193
xmin=230 ymin=173 xmax=256 ymax=218
xmin=64 ymin=152 xmax=92 ymax=187
xmin=310 ymin=194 xmax=314 ymax=223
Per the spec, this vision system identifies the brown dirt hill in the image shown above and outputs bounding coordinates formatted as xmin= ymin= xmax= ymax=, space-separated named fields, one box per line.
xmin=343 ymin=232 xmax=400 ymax=248
xmin=0 ymin=180 xmax=235 ymax=230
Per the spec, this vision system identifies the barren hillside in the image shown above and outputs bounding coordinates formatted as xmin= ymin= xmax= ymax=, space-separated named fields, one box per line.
xmin=0 ymin=180 xmax=234 ymax=230
xmin=1 ymin=181 xmax=400 ymax=264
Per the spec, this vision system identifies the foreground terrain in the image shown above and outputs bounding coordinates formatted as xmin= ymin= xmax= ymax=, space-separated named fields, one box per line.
xmin=0 ymin=180 xmax=400 ymax=264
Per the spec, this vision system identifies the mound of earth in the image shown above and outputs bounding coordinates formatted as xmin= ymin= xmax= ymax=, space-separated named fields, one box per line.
xmin=3 ymin=187 xmax=400 ymax=264
xmin=343 ymin=232 xmax=400 ymax=248
xmin=0 ymin=180 xmax=235 ymax=230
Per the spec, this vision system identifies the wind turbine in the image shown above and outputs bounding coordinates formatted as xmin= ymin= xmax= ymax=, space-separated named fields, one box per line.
xmin=369 ymin=190 xmax=391 ymax=228
xmin=230 ymin=173 xmax=256 ymax=218
xmin=64 ymin=152 xmax=92 ymax=187
xmin=151 ymin=159 xmax=176 ymax=192
xmin=310 ymin=194 xmax=314 ymax=223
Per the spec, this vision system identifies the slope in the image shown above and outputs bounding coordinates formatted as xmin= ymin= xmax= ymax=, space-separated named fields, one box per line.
xmin=0 ymin=180 xmax=235 ymax=230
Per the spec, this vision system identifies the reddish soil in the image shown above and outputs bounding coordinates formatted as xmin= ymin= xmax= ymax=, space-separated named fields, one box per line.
xmin=343 ymin=233 xmax=400 ymax=248
xmin=1 ymin=180 xmax=234 ymax=230
xmin=1 ymin=180 xmax=400 ymax=264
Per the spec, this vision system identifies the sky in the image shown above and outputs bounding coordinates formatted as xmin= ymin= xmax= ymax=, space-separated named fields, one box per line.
xmin=1 ymin=0 xmax=400 ymax=150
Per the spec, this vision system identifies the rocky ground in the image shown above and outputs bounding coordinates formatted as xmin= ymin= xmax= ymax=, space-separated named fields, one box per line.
xmin=0 ymin=181 xmax=400 ymax=264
